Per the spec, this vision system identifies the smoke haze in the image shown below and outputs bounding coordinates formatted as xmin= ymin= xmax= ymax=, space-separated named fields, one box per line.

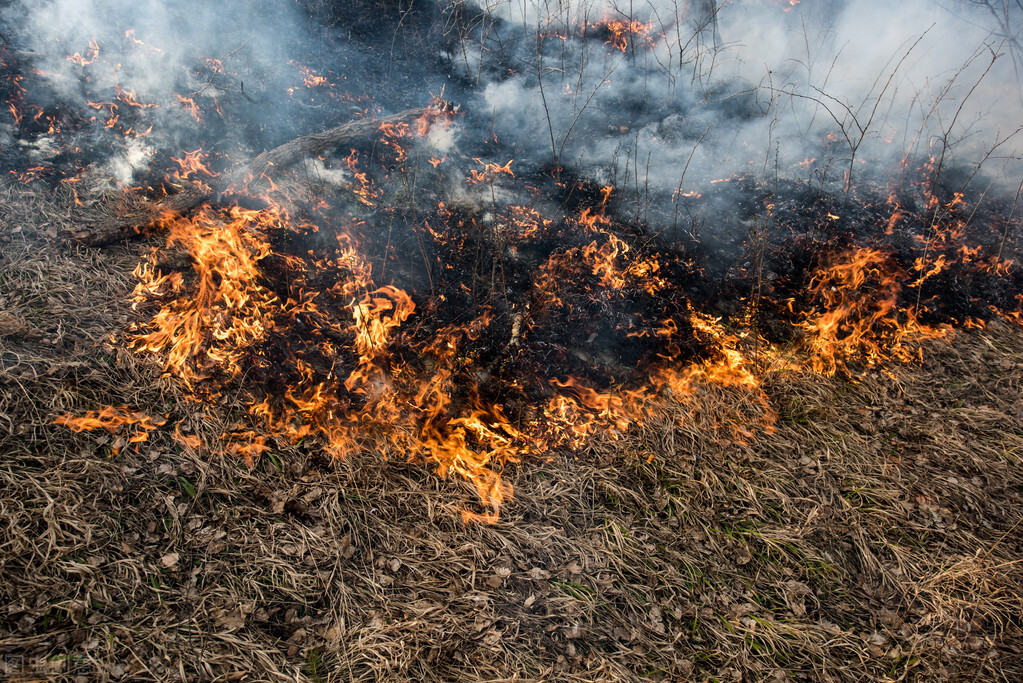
xmin=469 ymin=0 xmax=1023 ymax=208
xmin=3 ymin=0 xmax=1022 ymax=208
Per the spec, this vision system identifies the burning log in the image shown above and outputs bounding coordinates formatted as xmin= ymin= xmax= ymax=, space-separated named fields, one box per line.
xmin=62 ymin=105 xmax=438 ymax=247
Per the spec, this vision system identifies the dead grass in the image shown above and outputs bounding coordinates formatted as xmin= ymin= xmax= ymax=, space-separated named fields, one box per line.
xmin=1 ymin=181 xmax=1022 ymax=682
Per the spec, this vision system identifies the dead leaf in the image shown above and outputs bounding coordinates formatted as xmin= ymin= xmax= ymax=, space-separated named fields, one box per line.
xmin=784 ymin=581 xmax=811 ymax=617
xmin=562 ymin=625 xmax=586 ymax=639
xmin=487 ymin=566 xmax=511 ymax=588
xmin=160 ymin=552 xmax=180 ymax=568
xmin=216 ymin=608 xmax=246 ymax=632
xmin=528 ymin=567 xmax=550 ymax=581
xmin=340 ymin=534 xmax=357 ymax=559
xmin=324 ymin=624 xmax=342 ymax=645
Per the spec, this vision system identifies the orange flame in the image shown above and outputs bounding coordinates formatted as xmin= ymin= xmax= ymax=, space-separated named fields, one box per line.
xmin=53 ymin=406 xmax=165 ymax=452
xmin=795 ymin=247 xmax=949 ymax=376
xmin=592 ymin=16 xmax=656 ymax=52
xmin=67 ymin=39 xmax=100 ymax=66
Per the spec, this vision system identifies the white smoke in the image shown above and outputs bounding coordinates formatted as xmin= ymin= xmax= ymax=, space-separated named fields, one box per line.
xmin=6 ymin=0 xmax=1021 ymax=204
xmin=6 ymin=0 xmax=311 ymax=183
xmin=469 ymin=0 xmax=1023 ymax=206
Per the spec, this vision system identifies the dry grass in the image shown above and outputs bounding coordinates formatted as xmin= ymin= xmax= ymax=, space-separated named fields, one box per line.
xmin=1 ymin=181 xmax=1022 ymax=682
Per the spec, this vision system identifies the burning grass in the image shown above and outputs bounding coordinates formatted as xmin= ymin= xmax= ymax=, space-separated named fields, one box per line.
xmin=3 ymin=2 xmax=1023 ymax=675
xmin=2 ymin=181 xmax=1023 ymax=680
xmin=42 ymin=113 xmax=1019 ymax=524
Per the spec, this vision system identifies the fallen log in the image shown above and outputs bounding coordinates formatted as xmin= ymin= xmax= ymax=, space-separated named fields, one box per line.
xmin=64 ymin=106 xmax=433 ymax=247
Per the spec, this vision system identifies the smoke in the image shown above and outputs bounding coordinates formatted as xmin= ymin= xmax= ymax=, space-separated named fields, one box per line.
xmin=4 ymin=0 xmax=1021 ymax=211
xmin=461 ymin=0 xmax=1023 ymax=214
xmin=2 ymin=0 xmax=346 ymax=182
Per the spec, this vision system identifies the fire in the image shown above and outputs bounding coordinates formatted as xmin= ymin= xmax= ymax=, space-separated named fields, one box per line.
xmin=71 ymin=139 xmax=1005 ymax=520
xmin=170 ymin=149 xmax=217 ymax=186
xmin=467 ymin=158 xmax=514 ymax=184
xmin=378 ymin=121 xmax=411 ymax=163
xmin=118 ymin=187 xmax=533 ymax=517
xmin=591 ymin=15 xmax=656 ymax=52
xmin=291 ymin=62 xmax=330 ymax=89
xmin=129 ymin=204 xmax=283 ymax=386
xmin=67 ymin=39 xmax=100 ymax=66
xmin=53 ymin=406 xmax=165 ymax=452
xmin=56 ymin=152 xmax=1008 ymax=520
xmin=795 ymin=247 xmax=950 ymax=376
xmin=176 ymin=94 xmax=202 ymax=122
xmin=33 ymin=57 xmax=1015 ymax=523
xmin=341 ymin=149 xmax=380 ymax=205
xmin=106 ymin=168 xmax=785 ymax=521
xmin=115 ymin=85 xmax=157 ymax=109
xmin=345 ymin=286 xmax=416 ymax=394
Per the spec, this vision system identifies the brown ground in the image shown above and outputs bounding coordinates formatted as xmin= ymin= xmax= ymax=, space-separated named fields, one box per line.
xmin=1 ymin=181 xmax=1022 ymax=682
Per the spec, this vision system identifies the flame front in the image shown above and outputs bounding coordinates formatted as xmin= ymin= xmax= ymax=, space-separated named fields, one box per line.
xmin=25 ymin=41 xmax=1017 ymax=522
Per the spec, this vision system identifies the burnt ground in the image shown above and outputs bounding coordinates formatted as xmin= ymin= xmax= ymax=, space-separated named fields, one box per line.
xmin=1 ymin=181 xmax=1023 ymax=682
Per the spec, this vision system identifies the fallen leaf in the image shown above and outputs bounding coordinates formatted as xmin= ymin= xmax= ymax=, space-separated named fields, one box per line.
xmin=340 ymin=534 xmax=357 ymax=559
xmin=324 ymin=624 xmax=342 ymax=645
xmin=216 ymin=608 xmax=246 ymax=632
xmin=563 ymin=625 xmax=586 ymax=639
xmin=528 ymin=567 xmax=550 ymax=581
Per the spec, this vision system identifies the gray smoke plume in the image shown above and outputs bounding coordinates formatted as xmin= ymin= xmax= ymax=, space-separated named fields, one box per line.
xmin=3 ymin=0 xmax=326 ymax=182
xmin=5 ymin=0 xmax=1022 ymax=211
xmin=457 ymin=0 xmax=1023 ymax=217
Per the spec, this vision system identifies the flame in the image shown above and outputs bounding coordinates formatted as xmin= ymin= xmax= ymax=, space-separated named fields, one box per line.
xmin=129 ymin=204 xmax=283 ymax=386
xmin=67 ymin=39 xmax=100 ymax=66
xmin=112 ymin=176 xmax=784 ymax=522
xmin=795 ymin=247 xmax=949 ymax=376
xmin=378 ymin=121 xmax=411 ymax=163
xmin=115 ymin=85 xmax=157 ymax=109
xmin=121 ymin=192 xmax=530 ymax=518
xmin=53 ymin=406 xmax=165 ymax=452
xmin=413 ymin=98 xmax=460 ymax=137
xmin=290 ymin=62 xmax=330 ymax=89
xmin=176 ymin=94 xmax=202 ymax=122
xmin=45 ymin=83 xmax=1015 ymax=525
xmin=170 ymin=149 xmax=217 ymax=186
xmin=591 ymin=16 xmax=656 ymax=52
xmin=345 ymin=286 xmax=416 ymax=394
xmin=467 ymin=158 xmax=514 ymax=185
xmin=340 ymin=149 xmax=380 ymax=206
